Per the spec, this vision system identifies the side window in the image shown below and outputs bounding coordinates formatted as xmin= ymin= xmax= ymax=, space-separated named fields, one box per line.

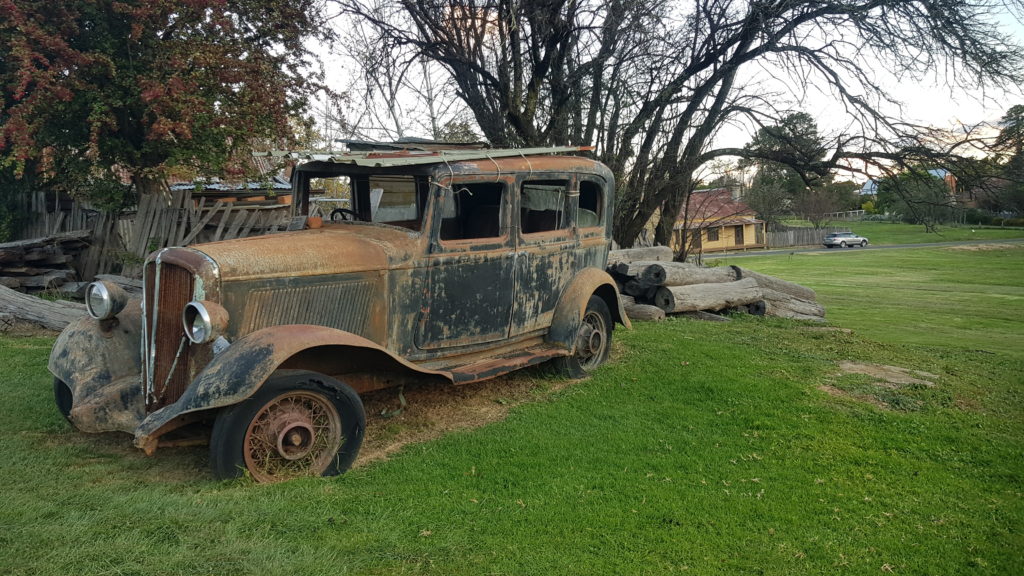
xmin=578 ymin=180 xmax=604 ymax=228
xmin=438 ymin=182 xmax=506 ymax=241
xmin=520 ymin=179 xmax=570 ymax=234
xmin=368 ymin=175 xmax=419 ymax=224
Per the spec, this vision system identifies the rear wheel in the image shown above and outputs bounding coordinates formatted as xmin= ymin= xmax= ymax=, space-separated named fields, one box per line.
xmin=553 ymin=296 xmax=612 ymax=378
xmin=209 ymin=370 xmax=365 ymax=483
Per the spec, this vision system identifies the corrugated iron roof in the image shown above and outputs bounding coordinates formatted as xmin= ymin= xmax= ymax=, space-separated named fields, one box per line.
xmin=168 ymin=175 xmax=291 ymax=192
xmin=261 ymin=146 xmax=593 ymax=168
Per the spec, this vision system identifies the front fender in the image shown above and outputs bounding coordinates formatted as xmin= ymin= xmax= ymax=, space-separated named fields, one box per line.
xmin=547 ymin=267 xmax=631 ymax=351
xmin=48 ymin=300 xmax=145 ymax=434
xmin=133 ymin=324 xmax=450 ymax=450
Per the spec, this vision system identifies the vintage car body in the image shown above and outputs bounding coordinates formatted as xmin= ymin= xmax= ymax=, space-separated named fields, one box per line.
xmin=49 ymin=146 xmax=629 ymax=482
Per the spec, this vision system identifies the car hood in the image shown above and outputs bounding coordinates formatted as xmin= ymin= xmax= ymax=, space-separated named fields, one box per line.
xmin=193 ymin=223 xmax=423 ymax=282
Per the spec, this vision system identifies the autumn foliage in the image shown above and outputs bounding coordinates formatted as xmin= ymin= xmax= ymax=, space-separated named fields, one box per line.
xmin=0 ymin=0 xmax=332 ymax=194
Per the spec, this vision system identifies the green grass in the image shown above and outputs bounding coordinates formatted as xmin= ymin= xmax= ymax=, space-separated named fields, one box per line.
xmin=719 ymin=245 xmax=1024 ymax=357
xmin=792 ymin=220 xmax=1024 ymax=245
xmin=1 ymin=246 xmax=1022 ymax=575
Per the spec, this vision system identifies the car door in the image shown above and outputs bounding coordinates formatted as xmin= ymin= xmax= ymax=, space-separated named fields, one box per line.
xmin=415 ymin=176 xmax=517 ymax=350
xmin=510 ymin=174 xmax=577 ymax=336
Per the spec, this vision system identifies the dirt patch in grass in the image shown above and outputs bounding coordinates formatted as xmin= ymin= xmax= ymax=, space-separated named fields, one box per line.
xmin=818 ymin=384 xmax=891 ymax=410
xmin=945 ymin=243 xmax=1022 ymax=252
xmin=356 ymin=367 xmax=577 ymax=467
xmin=803 ymin=326 xmax=853 ymax=334
xmin=820 ymin=361 xmax=940 ymax=412
xmin=838 ymin=361 xmax=936 ymax=387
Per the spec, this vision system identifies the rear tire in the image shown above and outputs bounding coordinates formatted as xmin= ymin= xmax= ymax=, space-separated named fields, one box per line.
xmin=209 ymin=370 xmax=365 ymax=483
xmin=553 ymin=295 xmax=612 ymax=378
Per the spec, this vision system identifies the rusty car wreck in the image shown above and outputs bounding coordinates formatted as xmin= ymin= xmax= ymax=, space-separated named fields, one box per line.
xmin=49 ymin=146 xmax=630 ymax=482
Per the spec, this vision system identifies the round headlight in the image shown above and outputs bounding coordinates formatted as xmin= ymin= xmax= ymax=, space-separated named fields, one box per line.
xmin=85 ymin=281 xmax=128 ymax=320
xmin=182 ymin=300 xmax=229 ymax=344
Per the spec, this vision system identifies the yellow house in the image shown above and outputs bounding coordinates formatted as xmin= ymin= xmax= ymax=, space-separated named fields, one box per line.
xmin=671 ymin=188 xmax=765 ymax=253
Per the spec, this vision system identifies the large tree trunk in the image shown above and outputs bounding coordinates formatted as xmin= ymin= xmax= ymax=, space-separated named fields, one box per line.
xmin=653 ymin=277 xmax=762 ymax=313
xmin=0 ymin=284 xmax=86 ymax=330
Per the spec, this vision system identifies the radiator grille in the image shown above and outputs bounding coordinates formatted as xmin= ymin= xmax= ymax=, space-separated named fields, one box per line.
xmin=144 ymin=261 xmax=195 ymax=411
xmin=240 ymin=281 xmax=375 ymax=336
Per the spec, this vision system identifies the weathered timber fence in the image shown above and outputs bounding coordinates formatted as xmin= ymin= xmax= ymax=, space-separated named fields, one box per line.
xmin=766 ymin=226 xmax=850 ymax=248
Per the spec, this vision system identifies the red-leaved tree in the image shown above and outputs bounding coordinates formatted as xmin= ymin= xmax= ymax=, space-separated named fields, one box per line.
xmin=0 ymin=0 xmax=333 ymax=203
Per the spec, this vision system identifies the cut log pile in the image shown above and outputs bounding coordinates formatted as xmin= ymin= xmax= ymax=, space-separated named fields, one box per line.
xmin=608 ymin=247 xmax=825 ymax=322
xmin=0 ymin=230 xmax=91 ymax=294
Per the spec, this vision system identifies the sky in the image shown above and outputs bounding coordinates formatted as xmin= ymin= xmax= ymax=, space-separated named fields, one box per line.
xmin=319 ymin=4 xmax=1024 ymax=168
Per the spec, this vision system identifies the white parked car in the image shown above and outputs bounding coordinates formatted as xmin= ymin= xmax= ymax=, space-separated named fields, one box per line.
xmin=823 ymin=232 xmax=868 ymax=248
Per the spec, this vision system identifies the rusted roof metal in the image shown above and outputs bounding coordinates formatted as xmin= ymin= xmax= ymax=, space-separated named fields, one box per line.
xmin=260 ymin=146 xmax=593 ymax=168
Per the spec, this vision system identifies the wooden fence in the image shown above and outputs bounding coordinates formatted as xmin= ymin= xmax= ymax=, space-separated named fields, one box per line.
xmin=12 ymin=185 xmax=293 ymax=279
xmin=766 ymin=226 xmax=850 ymax=248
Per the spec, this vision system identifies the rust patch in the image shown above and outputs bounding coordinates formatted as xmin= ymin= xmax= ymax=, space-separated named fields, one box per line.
xmin=838 ymin=361 xmax=936 ymax=387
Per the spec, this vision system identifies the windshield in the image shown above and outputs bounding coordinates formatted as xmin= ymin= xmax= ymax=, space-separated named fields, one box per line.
xmin=307 ymin=173 xmax=426 ymax=231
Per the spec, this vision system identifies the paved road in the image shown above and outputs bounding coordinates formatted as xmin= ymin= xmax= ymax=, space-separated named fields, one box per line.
xmin=702 ymin=237 xmax=1024 ymax=259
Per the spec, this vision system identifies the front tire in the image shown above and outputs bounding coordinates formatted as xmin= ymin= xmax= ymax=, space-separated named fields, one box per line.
xmin=553 ymin=295 xmax=612 ymax=378
xmin=860 ymin=241 xmax=867 ymax=247
xmin=209 ymin=370 xmax=365 ymax=483
xmin=840 ymin=241 xmax=847 ymax=248
xmin=53 ymin=378 xmax=73 ymax=421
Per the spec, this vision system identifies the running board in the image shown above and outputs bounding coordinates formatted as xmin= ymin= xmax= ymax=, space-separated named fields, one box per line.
xmin=448 ymin=345 xmax=568 ymax=385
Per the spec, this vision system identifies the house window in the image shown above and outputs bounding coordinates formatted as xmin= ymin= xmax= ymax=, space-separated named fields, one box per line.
xmin=706 ymin=227 xmax=720 ymax=242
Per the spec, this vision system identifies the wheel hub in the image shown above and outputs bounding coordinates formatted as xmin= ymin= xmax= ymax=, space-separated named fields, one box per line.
xmin=276 ymin=421 xmax=316 ymax=461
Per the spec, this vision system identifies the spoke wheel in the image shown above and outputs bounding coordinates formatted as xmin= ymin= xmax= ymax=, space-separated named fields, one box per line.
xmin=553 ymin=295 xmax=613 ymax=378
xmin=242 ymin=391 xmax=342 ymax=483
xmin=210 ymin=371 xmax=365 ymax=483
xmin=575 ymin=307 xmax=609 ymax=371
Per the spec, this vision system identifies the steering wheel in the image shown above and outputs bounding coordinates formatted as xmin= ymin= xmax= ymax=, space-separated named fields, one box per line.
xmin=330 ymin=208 xmax=362 ymax=222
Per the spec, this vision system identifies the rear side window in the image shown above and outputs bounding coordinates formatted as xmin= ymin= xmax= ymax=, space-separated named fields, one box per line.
xmin=578 ymin=180 xmax=604 ymax=228
xmin=520 ymin=180 xmax=570 ymax=234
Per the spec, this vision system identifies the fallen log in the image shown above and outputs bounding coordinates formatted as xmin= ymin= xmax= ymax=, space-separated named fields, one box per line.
xmin=95 ymin=274 xmax=144 ymax=296
xmin=607 ymin=246 xmax=673 ymax=266
xmin=759 ymin=287 xmax=826 ymax=321
xmin=622 ymin=278 xmax=657 ymax=299
xmin=0 ymin=284 xmax=87 ymax=330
xmin=653 ymin=277 xmax=763 ymax=313
xmin=624 ymin=302 xmax=666 ymax=321
xmin=678 ymin=310 xmax=731 ymax=322
xmin=659 ymin=263 xmax=738 ymax=287
xmin=611 ymin=261 xmax=669 ymax=285
xmin=734 ymin=267 xmax=816 ymax=301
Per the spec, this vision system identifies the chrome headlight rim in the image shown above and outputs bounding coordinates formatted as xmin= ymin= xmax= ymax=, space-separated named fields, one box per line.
xmin=183 ymin=301 xmax=214 ymax=344
xmin=85 ymin=281 xmax=126 ymax=320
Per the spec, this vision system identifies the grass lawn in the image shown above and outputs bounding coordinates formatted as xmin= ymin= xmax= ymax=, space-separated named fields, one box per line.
xmin=780 ymin=220 xmax=1024 ymax=245
xmin=844 ymin=222 xmax=1024 ymax=245
xmin=1 ymin=245 xmax=1021 ymax=575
